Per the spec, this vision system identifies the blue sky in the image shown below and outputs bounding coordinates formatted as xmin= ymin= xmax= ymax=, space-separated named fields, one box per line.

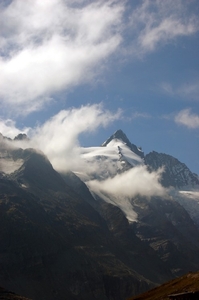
xmin=0 ymin=0 xmax=199 ymax=174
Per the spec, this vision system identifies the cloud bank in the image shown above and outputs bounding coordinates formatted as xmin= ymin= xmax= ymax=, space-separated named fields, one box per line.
xmin=87 ymin=165 xmax=166 ymax=222
xmin=0 ymin=0 xmax=198 ymax=116
xmin=0 ymin=0 xmax=124 ymax=114
xmin=88 ymin=165 xmax=165 ymax=199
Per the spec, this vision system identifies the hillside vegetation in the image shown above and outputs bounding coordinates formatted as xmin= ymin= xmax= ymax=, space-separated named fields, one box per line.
xmin=128 ymin=271 xmax=199 ymax=300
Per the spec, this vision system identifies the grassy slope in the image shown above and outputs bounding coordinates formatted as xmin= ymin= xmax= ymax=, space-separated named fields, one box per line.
xmin=128 ymin=271 xmax=199 ymax=300
xmin=0 ymin=287 xmax=31 ymax=300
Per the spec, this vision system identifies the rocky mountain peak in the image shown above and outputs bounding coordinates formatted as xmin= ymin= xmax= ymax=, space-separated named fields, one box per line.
xmin=14 ymin=133 xmax=29 ymax=141
xmin=102 ymin=129 xmax=131 ymax=146
xmin=102 ymin=129 xmax=144 ymax=158
xmin=145 ymin=151 xmax=199 ymax=188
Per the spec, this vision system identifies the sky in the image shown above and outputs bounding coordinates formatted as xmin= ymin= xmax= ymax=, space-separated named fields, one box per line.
xmin=0 ymin=0 xmax=199 ymax=174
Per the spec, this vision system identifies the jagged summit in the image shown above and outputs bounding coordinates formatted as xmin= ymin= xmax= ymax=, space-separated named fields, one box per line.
xmin=145 ymin=151 xmax=199 ymax=188
xmin=14 ymin=133 xmax=29 ymax=141
xmin=102 ymin=129 xmax=144 ymax=158
xmin=102 ymin=129 xmax=130 ymax=146
xmin=0 ymin=132 xmax=28 ymax=141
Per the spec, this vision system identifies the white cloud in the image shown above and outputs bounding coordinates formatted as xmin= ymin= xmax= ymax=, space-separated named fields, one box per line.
xmin=129 ymin=0 xmax=199 ymax=54
xmin=178 ymin=82 xmax=199 ymax=101
xmin=161 ymin=80 xmax=199 ymax=101
xmin=87 ymin=165 xmax=166 ymax=222
xmin=88 ymin=165 xmax=165 ymax=199
xmin=175 ymin=109 xmax=199 ymax=129
xmin=0 ymin=0 xmax=124 ymax=115
xmin=0 ymin=103 xmax=122 ymax=172
xmin=131 ymin=111 xmax=151 ymax=119
xmin=161 ymin=82 xmax=175 ymax=95
xmin=0 ymin=119 xmax=30 ymax=139
xmin=29 ymin=104 xmax=122 ymax=171
xmin=139 ymin=17 xmax=197 ymax=52
xmin=0 ymin=0 xmax=198 ymax=116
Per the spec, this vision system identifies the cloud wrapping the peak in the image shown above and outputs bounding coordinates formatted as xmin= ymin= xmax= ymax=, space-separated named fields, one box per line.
xmin=0 ymin=103 xmax=122 ymax=171
xmin=87 ymin=165 xmax=166 ymax=221
xmin=30 ymin=104 xmax=122 ymax=171
xmin=88 ymin=165 xmax=166 ymax=199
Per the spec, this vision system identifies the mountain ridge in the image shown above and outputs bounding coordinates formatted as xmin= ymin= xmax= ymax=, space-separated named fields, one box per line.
xmin=101 ymin=129 xmax=199 ymax=189
xmin=0 ymin=129 xmax=199 ymax=299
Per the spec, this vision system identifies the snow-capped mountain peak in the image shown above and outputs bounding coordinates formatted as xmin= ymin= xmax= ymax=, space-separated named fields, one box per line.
xmin=102 ymin=129 xmax=130 ymax=146
xmin=78 ymin=133 xmax=144 ymax=181
xmin=102 ymin=129 xmax=144 ymax=158
xmin=105 ymin=138 xmax=143 ymax=167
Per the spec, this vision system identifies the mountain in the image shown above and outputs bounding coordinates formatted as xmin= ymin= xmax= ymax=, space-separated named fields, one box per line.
xmin=77 ymin=130 xmax=144 ymax=183
xmin=92 ymin=130 xmax=199 ymax=274
xmin=102 ymin=129 xmax=144 ymax=159
xmin=0 ymin=287 xmax=31 ymax=300
xmin=0 ymin=130 xmax=199 ymax=300
xmin=14 ymin=134 xmax=29 ymax=141
xmin=0 ymin=140 xmax=159 ymax=300
xmin=128 ymin=271 xmax=199 ymax=300
xmin=79 ymin=130 xmax=199 ymax=276
xmin=145 ymin=151 xmax=199 ymax=189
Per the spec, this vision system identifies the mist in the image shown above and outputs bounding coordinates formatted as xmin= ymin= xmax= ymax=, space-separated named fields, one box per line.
xmin=87 ymin=165 xmax=166 ymax=199
xmin=86 ymin=165 xmax=167 ymax=221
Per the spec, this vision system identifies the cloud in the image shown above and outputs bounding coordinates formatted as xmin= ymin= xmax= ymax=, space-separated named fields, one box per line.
xmin=178 ymin=82 xmax=199 ymax=101
xmin=131 ymin=111 xmax=151 ymax=119
xmin=0 ymin=0 xmax=124 ymax=115
xmin=87 ymin=165 xmax=166 ymax=222
xmin=0 ymin=103 xmax=122 ymax=173
xmin=161 ymin=80 xmax=199 ymax=101
xmin=0 ymin=119 xmax=30 ymax=138
xmin=88 ymin=165 xmax=165 ymax=198
xmin=29 ymin=103 xmax=122 ymax=171
xmin=0 ymin=0 xmax=198 ymax=116
xmin=175 ymin=108 xmax=199 ymax=129
xmin=128 ymin=0 xmax=199 ymax=54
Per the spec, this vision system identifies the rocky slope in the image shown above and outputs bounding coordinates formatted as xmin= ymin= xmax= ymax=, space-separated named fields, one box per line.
xmin=145 ymin=151 xmax=199 ymax=189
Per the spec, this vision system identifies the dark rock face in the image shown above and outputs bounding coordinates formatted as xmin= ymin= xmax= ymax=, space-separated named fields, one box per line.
xmin=145 ymin=151 xmax=199 ymax=188
xmin=14 ymin=134 xmax=29 ymax=141
xmin=0 ymin=148 xmax=153 ymax=300
xmin=131 ymin=196 xmax=199 ymax=276
xmin=96 ymin=202 xmax=173 ymax=284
